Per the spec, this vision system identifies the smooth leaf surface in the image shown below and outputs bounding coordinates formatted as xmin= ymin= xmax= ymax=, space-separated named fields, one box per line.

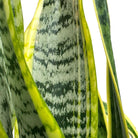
xmin=24 ymin=0 xmax=109 ymax=137
xmin=0 ymin=1 xmax=47 ymax=137
xmin=32 ymin=0 xmax=98 ymax=136
xmin=24 ymin=0 xmax=43 ymax=72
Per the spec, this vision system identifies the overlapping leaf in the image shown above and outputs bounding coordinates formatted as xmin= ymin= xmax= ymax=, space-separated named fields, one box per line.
xmin=0 ymin=37 xmax=12 ymax=137
xmin=103 ymin=102 xmax=138 ymax=138
xmin=26 ymin=0 xmax=98 ymax=136
xmin=24 ymin=0 xmax=43 ymax=72
xmin=24 ymin=0 xmax=108 ymax=137
xmin=93 ymin=0 xmax=129 ymax=137
xmin=79 ymin=0 xmax=107 ymax=137
xmin=0 ymin=0 xmax=137 ymax=137
xmin=0 ymin=0 xmax=64 ymax=137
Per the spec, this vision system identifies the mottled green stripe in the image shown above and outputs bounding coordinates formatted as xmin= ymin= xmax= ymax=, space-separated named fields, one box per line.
xmin=10 ymin=0 xmax=24 ymax=51
xmin=0 ymin=37 xmax=12 ymax=137
xmin=93 ymin=0 xmax=129 ymax=137
xmin=31 ymin=0 xmax=97 ymax=137
xmin=103 ymin=102 xmax=138 ymax=138
xmin=0 ymin=1 xmax=48 ymax=137
xmin=2 ymin=0 xmax=64 ymax=137
xmin=93 ymin=0 xmax=119 ymax=89
xmin=79 ymin=0 xmax=99 ymax=137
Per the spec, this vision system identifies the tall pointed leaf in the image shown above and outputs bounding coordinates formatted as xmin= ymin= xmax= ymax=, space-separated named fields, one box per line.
xmin=32 ymin=0 xmax=98 ymax=136
xmin=24 ymin=0 xmax=108 ymax=137
xmin=79 ymin=0 xmax=108 ymax=137
xmin=1 ymin=0 xmax=64 ymax=137
xmin=93 ymin=0 xmax=129 ymax=137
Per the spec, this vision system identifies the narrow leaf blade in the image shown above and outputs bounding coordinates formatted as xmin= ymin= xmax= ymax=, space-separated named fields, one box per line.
xmin=1 ymin=0 xmax=64 ymax=137
xmin=93 ymin=0 xmax=129 ymax=137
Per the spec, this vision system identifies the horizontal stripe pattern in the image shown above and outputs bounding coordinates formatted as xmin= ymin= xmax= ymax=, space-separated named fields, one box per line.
xmin=0 ymin=1 xmax=48 ymax=137
xmin=32 ymin=0 xmax=92 ymax=137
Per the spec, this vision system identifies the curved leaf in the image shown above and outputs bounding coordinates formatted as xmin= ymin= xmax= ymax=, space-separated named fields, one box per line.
xmin=79 ymin=0 xmax=98 ymax=137
xmin=93 ymin=0 xmax=129 ymax=137
xmin=14 ymin=120 xmax=19 ymax=138
xmin=1 ymin=0 xmax=64 ymax=137
xmin=79 ymin=0 xmax=108 ymax=137
xmin=24 ymin=0 xmax=109 ymax=137
xmin=24 ymin=0 xmax=44 ymax=72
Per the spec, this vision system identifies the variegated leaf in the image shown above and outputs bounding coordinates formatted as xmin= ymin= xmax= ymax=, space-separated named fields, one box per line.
xmin=0 ymin=37 xmax=12 ymax=137
xmin=11 ymin=0 xmax=24 ymax=51
xmin=32 ymin=0 xmax=98 ymax=136
xmin=24 ymin=0 xmax=109 ymax=137
xmin=103 ymin=102 xmax=138 ymax=138
xmin=1 ymin=0 xmax=64 ymax=137
xmin=93 ymin=0 xmax=129 ymax=137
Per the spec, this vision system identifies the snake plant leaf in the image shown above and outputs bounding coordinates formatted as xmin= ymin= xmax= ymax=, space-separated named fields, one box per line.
xmin=11 ymin=0 xmax=24 ymax=51
xmin=1 ymin=0 xmax=64 ymax=137
xmin=35 ymin=0 xmax=100 ymax=136
xmin=103 ymin=102 xmax=138 ymax=138
xmin=10 ymin=0 xmax=24 ymax=129
xmin=93 ymin=0 xmax=129 ymax=137
xmin=0 ymin=37 xmax=12 ymax=137
xmin=0 ymin=1 xmax=47 ymax=137
xmin=25 ymin=0 xmax=99 ymax=137
xmin=79 ymin=0 xmax=107 ymax=137
xmin=24 ymin=0 xmax=109 ymax=137
xmin=107 ymin=64 xmax=129 ymax=138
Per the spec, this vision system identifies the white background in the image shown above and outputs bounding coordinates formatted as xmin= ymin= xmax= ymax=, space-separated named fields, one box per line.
xmin=21 ymin=0 xmax=138 ymax=131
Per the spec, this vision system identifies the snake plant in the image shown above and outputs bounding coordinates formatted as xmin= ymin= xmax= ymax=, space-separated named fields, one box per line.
xmin=0 ymin=0 xmax=137 ymax=137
